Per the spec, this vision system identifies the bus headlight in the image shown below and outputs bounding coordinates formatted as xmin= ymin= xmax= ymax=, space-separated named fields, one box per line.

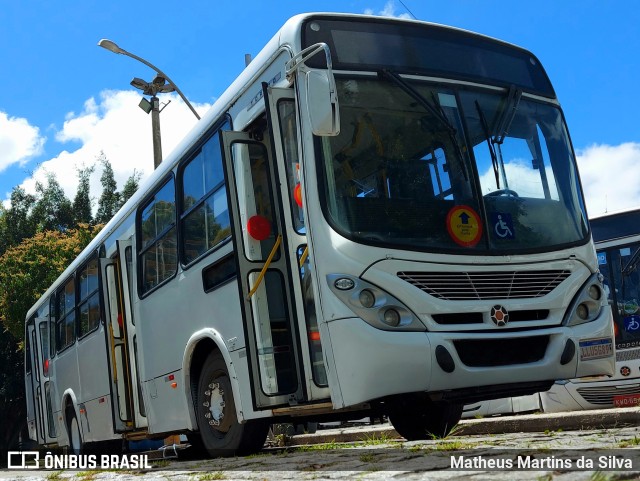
xmin=327 ymin=274 xmax=426 ymax=331
xmin=563 ymin=272 xmax=606 ymax=327
xmin=359 ymin=289 xmax=376 ymax=308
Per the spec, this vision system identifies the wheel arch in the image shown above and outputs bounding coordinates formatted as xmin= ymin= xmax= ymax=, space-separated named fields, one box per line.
xmin=60 ymin=389 xmax=79 ymax=447
xmin=182 ymin=329 xmax=244 ymax=429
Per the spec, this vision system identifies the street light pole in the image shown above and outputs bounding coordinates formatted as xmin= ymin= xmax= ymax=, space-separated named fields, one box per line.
xmin=98 ymin=39 xmax=200 ymax=169
xmin=151 ymin=96 xmax=163 ymax=169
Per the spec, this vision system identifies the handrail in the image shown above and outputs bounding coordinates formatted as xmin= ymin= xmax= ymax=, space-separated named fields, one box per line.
xmin=247 ymin=235 xmax=283 ymax=300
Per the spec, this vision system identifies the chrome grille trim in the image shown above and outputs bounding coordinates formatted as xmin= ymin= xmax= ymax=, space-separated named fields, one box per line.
xmin=616 ymin=348 xmax=640 ymax=362
xmin=398 ymin=270 xmax=571 ymax=300
xmin=576 ymin=385 xmax=640 ymax=405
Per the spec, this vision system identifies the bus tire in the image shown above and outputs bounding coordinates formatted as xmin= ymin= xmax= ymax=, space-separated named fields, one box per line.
xmin=388 ymin=399 xmax=463 ymax=441
xmin=67 ymin=407 xmax=84 ymax=454
xmin=195 ymin=352 xmax=268 ymax=457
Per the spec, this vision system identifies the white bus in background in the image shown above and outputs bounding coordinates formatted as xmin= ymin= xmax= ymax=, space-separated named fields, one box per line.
xmin=542 ymin=208 xmax=640 ymax=412
xmin=24 ymin=12 xmax=615 ymax=456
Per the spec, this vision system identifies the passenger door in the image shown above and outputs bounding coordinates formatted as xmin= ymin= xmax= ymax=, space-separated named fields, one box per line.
xmin=221 ymin=125 xmax=306 ymax=408
xmin=100 ymin=239 xmax=147 ymax=430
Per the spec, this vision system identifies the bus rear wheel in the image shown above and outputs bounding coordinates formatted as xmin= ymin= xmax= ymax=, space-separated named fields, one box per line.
xmin=388 ymin=398 xmax=463 ymax=441
xmin=195 ymin=352 xmax=268 ymax=457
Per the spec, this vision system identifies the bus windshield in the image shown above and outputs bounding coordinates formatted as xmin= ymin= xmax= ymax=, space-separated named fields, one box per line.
xmin=604 ymin=245 xmax=640 ymax=349
xmin=316 ymin=76 xmax=589 ymax=254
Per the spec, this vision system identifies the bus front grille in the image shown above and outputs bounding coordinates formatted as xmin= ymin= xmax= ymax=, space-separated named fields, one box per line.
xmin=398 ymin=270 xmax=571 ymax=300
xmin=576 ymin=385 xmax=640 ymax=405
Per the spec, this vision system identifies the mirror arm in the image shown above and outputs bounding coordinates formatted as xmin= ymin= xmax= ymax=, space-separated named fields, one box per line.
xmin=286 ymin=43 xmax=333 ymax=80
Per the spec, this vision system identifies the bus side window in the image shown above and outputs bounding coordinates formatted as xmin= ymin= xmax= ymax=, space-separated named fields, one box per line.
xmin=139 ymin=177 xmax=177 ymax=295
xmin=180 ymin=122 xmax=231 ymax=265
xmin=78 ymin=256 xmax=101 ymax=337
xmin=56 ymin=277 xmax=76 ymax=351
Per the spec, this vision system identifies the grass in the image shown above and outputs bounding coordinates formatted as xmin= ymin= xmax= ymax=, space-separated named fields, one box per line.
xmin=46 ymin=472 xmax=63 ymax=481
xmin=74 ymin=472 xmax=97 ymax=481
xmin=433 ymin=440 xmax=476 ymax=451
xmin=296 ymin=440 xmax=355 ymax=450
xmin=360 ymin=432 xmax=401 ymax=446
xmin=543 ymin=428 xmax=563 ymax=436
xmin=197 ymin=472 xmax=225 ymax=481
xmin=617 ymin=435 xmax=640 ymax=448
xmin=359 ymin=453 xmax=377 ymax=463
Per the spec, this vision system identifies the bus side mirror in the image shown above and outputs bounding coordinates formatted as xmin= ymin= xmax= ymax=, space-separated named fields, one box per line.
xmin=286 ymin=43 xmax=340 ymax=137
xmin=305 ymin=69 xmax=340 ymax=136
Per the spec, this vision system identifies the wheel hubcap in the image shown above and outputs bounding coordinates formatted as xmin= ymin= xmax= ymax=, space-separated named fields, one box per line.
xmin=204 ymin=381 xmax=226 ymax=427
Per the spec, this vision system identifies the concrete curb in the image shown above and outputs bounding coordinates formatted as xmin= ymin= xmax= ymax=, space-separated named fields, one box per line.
xmin=290 ymin=407 xmax=640 ymax=445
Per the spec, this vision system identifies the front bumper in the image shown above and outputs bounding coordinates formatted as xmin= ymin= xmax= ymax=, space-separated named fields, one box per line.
xmin=326 ymin=305 xmax=615 ymax=408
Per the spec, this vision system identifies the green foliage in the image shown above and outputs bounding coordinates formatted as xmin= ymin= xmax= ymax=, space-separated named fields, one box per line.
xmin=73 ymin=165 xmax=95 ymax=225
xmin=95 ymin=153 xmax=121 ymax=224
xmin=0 ymin=187 xmax=37 ymax=255
xmin=0 ymin=224 xmax=102 ymax=341
xmin=119 ymin=170 xmax=142 ymax=208
xmin=31 ymin=172 xmax=74 ymax=232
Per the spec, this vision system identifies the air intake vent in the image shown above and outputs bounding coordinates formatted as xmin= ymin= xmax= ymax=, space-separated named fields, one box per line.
xmin=577 ymin=385 xmax=640 ymax=405
xmin=398 ymin=270 xmax=571 ymax=300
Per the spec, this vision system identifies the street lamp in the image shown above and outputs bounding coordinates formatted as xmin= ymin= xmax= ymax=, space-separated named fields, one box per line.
xmin=98 ymin=39 xmax=201 ymax=169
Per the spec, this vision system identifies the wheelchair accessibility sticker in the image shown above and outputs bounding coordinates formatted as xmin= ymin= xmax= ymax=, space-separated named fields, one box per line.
xmin=624 ymin=314 xmax=640 ymax=332
xmin=491 ymin=212 xmax=515 ymax=240
xmin=446 ymin=205 xmax=482 ymax=247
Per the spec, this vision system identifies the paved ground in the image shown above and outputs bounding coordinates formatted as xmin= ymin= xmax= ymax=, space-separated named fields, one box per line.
xmin=3 ymin=407 xmax=640 ymax=480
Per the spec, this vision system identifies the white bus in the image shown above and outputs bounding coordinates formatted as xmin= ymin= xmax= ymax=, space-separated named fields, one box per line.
xmin=24 ymin=13 xmax=615 ymax=456
xmin=542 ymin=208 xmax=640 ymax=411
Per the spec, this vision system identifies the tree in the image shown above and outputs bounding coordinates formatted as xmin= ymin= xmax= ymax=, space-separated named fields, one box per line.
xmin=0 ymin=224 xmax=102 ymax=341
xmin=73 ymin=165 xmax=94 ymax=225
xmin=31 ymin=172 xmax=74 ymax=232
xmin=95 ymin=153 xmax=121 ymax=224
xmin=119 ymin=169 xmax=142 ymax=208
xmin=0 ymin=223 xmax=102 ymax=450
xmin=0 ymin=187 xmax=36 ymax=255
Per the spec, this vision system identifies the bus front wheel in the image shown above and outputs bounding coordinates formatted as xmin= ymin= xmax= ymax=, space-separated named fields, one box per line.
xmin=195 ymin=352 xmax=268 ymax=457
xmin=388 ymin=398 xmax=463 ymax=441
xmin=67 ymin=407 xmax=84 ymax=454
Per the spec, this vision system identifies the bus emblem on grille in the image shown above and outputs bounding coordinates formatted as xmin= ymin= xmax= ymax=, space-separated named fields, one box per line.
xmin=490 ymin=305 xmax=509 ymax=326
xmin=621 ymin=366 xmax=631 ymax=377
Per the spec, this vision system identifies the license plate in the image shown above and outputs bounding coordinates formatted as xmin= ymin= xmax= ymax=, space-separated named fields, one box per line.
xmin=613 ymin=393 xmax=640 ymax=407
xmin=579 ymin=338 xmax=613 ymax=360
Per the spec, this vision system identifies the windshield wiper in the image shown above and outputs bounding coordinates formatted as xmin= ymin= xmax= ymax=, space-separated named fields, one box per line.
xmin=474 ymin=85 xmax=523 ymax=190
xmin=493 ymin=85 xmax=522 ymax=145
xmin=380 ymin=69 xmax=468 ymax=180
xmin=475 ymin=100 xmax=501 ymax=189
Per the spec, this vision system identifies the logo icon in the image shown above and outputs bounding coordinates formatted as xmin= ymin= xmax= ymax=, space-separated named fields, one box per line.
xmin=621 ymin=366 xmax=631 ymax=377
xmin=490 ymin=305 xmax=509 ymax=326
xmin=7 ymin=451 xmax=40 ymax=469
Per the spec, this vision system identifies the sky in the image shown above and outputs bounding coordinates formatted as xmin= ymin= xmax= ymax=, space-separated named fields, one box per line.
xmin=0 ymin=0 xmax=639 ymax=218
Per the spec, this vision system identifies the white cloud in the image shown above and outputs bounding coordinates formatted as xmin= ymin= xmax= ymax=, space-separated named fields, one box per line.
xmin=16 ymin=89 xmax=210 ymax=213
xmin=577 ymin=142 xmax=640 ymax=217
xmin=365 ymin=1 xmax=413 ymax=19
xmin=474 ymin=142 xmax=640 ymax=220
xmin=0 ymin=112 xmax=45 ymax=172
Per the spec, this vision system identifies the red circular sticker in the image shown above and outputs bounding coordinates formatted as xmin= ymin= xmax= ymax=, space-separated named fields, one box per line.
xmin=293 ymin=183 xmax=303 ymax=208
xmin=446 ymin=205 xmax=482 ymax=247
xmin=247 ymin=215 xmax=271 ymax=241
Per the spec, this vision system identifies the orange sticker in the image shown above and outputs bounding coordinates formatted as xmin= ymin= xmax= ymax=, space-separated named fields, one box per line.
xmin=446 ymin=205 xmax=482 ymax=247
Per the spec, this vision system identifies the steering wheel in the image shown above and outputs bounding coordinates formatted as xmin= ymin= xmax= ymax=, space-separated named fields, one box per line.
xmin=485 ymin=189 xmax=519 ymax=198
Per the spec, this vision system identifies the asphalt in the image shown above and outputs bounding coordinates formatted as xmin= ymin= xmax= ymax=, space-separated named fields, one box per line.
xmin=289 ymin=406 xmax=640 ymax=445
